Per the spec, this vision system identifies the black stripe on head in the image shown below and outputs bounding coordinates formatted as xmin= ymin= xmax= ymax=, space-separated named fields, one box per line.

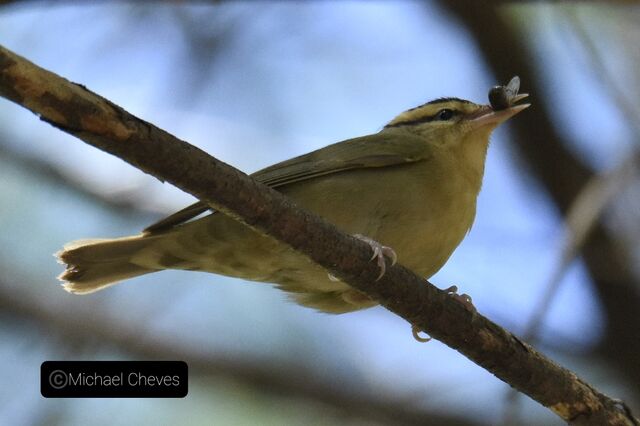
xmin=385 ymin=97 xmax=472 ymax=128
xmin=426 ymin=97 xmax=471 ymax=106
xmin=384 ymin=113 xmax=445 ymax=128
xmin=404 ymin=97 xmax=471 ymax=113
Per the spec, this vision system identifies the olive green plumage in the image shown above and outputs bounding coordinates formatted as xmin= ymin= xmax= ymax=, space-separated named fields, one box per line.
xmin=58 ymin=98 xmax=528 ymax=313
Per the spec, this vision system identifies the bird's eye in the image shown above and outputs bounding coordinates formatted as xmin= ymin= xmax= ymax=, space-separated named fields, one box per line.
xmin=436 ymin=109 xmax=455 ymax=121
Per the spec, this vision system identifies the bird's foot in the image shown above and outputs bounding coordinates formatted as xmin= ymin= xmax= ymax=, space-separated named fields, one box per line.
xmin=326 ymin=235 xmax=397 ymax=281
xmin=444 ymin=285 xmax=475 ymax=312
xmin=411 ymin=285 xmax=475 ymax=343
xmin=353 ymin=234 xmax=397 ymax=281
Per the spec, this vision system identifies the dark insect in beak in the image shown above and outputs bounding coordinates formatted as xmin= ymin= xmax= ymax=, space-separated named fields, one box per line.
xmin=489 ymin=76 xmax=526 ymax=111
xmin=489 ymin=86 xmax=510 ymax=111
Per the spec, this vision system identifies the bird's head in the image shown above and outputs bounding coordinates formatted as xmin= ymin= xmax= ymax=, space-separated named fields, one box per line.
xmin=383 ymin=95 xmax=530 ymax=184
xmin=383 ymin=96 xmax=529 ymax=142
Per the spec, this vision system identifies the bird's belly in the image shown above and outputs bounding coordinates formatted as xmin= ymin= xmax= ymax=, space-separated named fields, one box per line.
xmin=376 ymin=201 xmax=475 ymax=278
xmin=284 ymin=166 xmax=477 ymax=279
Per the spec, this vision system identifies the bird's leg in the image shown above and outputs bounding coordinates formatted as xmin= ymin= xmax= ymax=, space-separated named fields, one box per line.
xmin=327 ymin=234 xmax=397 ymax=282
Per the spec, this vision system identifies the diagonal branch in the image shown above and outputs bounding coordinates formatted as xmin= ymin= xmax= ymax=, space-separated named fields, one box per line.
xmin=0 ymin=44 xmax=636 ymax=425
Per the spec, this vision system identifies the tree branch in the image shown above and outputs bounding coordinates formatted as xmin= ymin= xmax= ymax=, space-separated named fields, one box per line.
xmin=0 ymin=44 xmax=635 ymax=425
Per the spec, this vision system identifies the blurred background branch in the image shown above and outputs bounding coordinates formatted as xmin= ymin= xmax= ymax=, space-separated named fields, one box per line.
xmin=0 ymin=278 xmax=481 ymax=426
xmin=0 ymin=141 xmax=155 ymax=217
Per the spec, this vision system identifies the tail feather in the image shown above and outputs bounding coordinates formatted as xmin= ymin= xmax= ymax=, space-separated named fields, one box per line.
xmin=56 ymin=236 xmax=157 ymax=294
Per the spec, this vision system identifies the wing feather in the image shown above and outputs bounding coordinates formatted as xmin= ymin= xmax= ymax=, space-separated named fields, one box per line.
xmin=144 ymin=131 xmax=430 ymax=233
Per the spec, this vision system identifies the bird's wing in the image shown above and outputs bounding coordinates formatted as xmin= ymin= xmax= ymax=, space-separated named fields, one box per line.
xmin=143 ymin=202 xmax=211 ymax=234
xmin=143 ymin=131 xmax=430 ymax=233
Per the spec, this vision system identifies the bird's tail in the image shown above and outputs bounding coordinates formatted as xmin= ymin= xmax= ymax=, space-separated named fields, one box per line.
xmin=56 ymin=235 xmax=157 ymax=294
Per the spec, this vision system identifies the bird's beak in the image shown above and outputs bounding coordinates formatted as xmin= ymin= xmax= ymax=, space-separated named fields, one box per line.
xmin=470 ymin=95 xmax=530 ymax=130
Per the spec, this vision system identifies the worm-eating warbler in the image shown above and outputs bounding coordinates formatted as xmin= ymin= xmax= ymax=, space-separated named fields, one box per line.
xmin=57 ymin=83 xmax=529 ymax=313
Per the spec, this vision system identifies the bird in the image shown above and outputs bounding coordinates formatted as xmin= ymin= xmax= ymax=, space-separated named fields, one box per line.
xmin=57 ymin=82 xmax=529 ymax=315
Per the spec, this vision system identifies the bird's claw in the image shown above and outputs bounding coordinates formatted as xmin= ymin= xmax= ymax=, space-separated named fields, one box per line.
xmin=411 ymin=325 xmax=431 ymax=343
xmin=411 ymin=285 xmax=475 ymax=343
xmin=353 ymin=234 xmax=397 ymax=281
xmin=444 ymin=285 xmax=475 ymax=312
